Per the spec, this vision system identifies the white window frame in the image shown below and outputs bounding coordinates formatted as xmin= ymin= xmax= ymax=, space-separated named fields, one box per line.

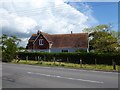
xmin=39 ymin=39 xmax=44 ymax=45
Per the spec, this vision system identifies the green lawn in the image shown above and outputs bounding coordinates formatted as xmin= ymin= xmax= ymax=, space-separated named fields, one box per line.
xmin=12 ymin=59 xmax=119 ymax=71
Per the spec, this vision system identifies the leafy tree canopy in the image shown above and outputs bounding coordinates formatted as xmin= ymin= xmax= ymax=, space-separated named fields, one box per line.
xmin=83 ymin=24 xmax=119 ymax=53
xmin=0 ymin=34 xmax=21 ymax=62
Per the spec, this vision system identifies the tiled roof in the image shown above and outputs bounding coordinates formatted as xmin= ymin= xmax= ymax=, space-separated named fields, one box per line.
xmin=29 ymin=34 xmax=37 ymax=41
xmin=28 ymin=32 xmax=88 ymax=48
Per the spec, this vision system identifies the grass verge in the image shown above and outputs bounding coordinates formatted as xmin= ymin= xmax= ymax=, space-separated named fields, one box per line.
xmin=12 ymin=60 xmax=119 ymax=71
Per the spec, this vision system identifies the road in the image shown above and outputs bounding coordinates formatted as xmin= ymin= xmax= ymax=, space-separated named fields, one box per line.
xmin=0 ymin=62 xmax=2 ymax=90
xmin=2 ymin=63 xmax=118 ymax=88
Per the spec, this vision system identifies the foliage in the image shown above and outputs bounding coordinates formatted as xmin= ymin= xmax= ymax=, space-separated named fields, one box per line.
xmin=0 ymin=46 xmax=2 ymax=61
xmin=0 ymin=34 xmax=21 ymax=62
xmin=18 ymin=46 xmax=25 ymax=50
xmin=18 ymin=46 xmax=26 ymax=52
xmin=83 ymin=24 xmax=119 ymax=53
xmin=83 ymin=24 xmax=109 ymax=33
xmin=90 ymin=31 xmax=118 ymax=53
xmin=110 ymin=30 xmax=119 ymax=38
xmin=75 ymin=49 xmax=87 ymax=53
xmin=17 ymin=52 xmax=120 ymax=65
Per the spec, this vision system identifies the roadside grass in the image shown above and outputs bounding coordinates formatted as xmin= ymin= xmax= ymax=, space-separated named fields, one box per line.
xmin=12 ymin=59 xmax=119 ymax=71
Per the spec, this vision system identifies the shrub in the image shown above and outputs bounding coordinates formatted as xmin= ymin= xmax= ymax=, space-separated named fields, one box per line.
xmin=61 ymin=64 xmax=65 ymax=66
xmin=17 ymin=52 xmax=120 ymax=65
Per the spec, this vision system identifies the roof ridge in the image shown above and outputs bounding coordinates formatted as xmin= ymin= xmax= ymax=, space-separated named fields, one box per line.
xmin=50 ymin=33 xmax=88 ymax=36
xmin=32 ymin=34 xmax=37 ymax=36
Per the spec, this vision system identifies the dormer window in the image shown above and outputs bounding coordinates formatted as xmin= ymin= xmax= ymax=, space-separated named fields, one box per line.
xmin=39 ymin=39 xmax=44 ymax=45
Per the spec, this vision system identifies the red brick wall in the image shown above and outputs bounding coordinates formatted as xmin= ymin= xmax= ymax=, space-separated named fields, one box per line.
xmin=27 ymin=42 xmax=33 ymax=49
xmin=33 ymin=34 xmax=49 ymax=49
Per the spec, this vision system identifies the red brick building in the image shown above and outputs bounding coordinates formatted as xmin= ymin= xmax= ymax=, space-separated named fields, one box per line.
xmin=26 ymin=31 xmax=88 ymax=52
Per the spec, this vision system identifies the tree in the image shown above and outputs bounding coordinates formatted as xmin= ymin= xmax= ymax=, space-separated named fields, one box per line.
xmin=110 ymin=31 xmax=120 ymax=44
xmin=83 ymin=24 xmax=109 ymax=33
xmin=0 ymin=34 xmax=21 ymax=62
xmin=83 ymin=24 xmax=119 ymax=53
xmin=18 ymin=46 xmax=26 ymax=52
xmin=0 ymin=46 xmax=2 ymax=61
xmin=90 ymin=31 xmax=118 ymax=53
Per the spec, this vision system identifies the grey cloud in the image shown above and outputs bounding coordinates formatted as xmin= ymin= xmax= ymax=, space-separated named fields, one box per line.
xmin=2 ymin=26 xmax=31 ymax=38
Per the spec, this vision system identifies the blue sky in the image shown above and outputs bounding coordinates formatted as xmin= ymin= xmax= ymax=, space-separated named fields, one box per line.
xmin=67 ymin=2 xmax=118 ymax=31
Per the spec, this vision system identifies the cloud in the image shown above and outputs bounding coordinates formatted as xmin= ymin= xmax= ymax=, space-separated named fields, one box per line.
xmin=67 ymin=2 xmax=98 ymax=26
xmin=1 ymin=8 xmax=37 ymax=34
xmin=0 ymin=0 xmax=98 ymax=47
xmin=64 ymin=0 xmax=119 ymax=2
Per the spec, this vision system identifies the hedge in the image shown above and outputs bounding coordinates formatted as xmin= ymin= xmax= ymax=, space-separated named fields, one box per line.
xmin=17 ymin=52 xmax=120 ymax=65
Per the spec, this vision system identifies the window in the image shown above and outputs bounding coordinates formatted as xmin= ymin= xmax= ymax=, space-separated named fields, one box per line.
xmin=61 ymin=50 xmax=68 ymax=52
xmin=39 ymin=39 xmax=44 ymax=45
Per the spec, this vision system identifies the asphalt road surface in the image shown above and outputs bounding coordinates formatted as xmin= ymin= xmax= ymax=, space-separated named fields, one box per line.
xmin=2 ymin=63 xmax=118 ymax=88
xmin=0 ymin=62 xmax=2 ymax=89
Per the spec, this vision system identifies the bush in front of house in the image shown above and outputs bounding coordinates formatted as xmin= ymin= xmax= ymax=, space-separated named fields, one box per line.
xmin=17 ymin=52 xmax=120 ymax=65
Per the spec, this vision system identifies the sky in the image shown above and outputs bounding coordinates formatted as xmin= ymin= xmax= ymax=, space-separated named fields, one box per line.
xmin=0 ymin=0 xmax=118 ymax=47
xmin=67 ymin=2 xmax=118 ymax=30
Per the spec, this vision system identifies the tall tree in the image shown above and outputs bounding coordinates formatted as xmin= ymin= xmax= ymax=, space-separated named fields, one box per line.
xmin=83 ymin=24 xmax=109 ymax=33
xmin=83 ymin=24 xmax=119 ymax=53
xmin=0 ymin=34 xmax=21 ymax=62
xmin=90 ymin=31 xmax=118 ymax=53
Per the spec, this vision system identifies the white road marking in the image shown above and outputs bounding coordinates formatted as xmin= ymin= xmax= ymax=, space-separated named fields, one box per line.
xmin=27 ymin=72 xmax=104 ymax=84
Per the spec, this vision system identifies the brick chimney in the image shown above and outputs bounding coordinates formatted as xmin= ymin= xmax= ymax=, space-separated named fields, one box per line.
xmin=37 ymin=30 xmax=41 ymax=35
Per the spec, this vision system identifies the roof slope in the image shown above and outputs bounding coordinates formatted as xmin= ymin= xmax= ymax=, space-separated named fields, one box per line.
xmin=28 ymin=32 xmax=88 ymax=48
